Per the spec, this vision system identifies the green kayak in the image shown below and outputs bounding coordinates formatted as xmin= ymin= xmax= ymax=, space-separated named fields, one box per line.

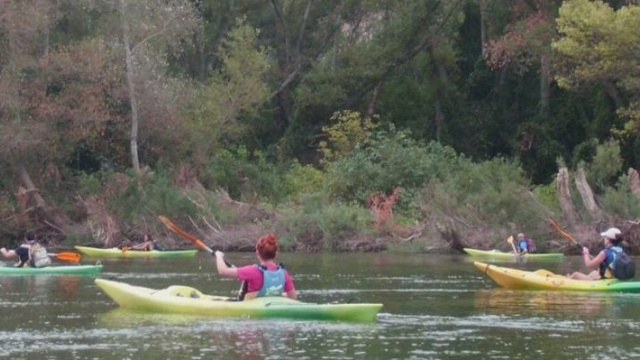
xmin=0 ymin=264 xmax=103 ymax=276
xmin=95 ymin=279 xmax=383 ymax=322
xmin=75 ymin=246 xmax=197 ymax=258
xmin=463 ymin=248 xmax=564 ymax=261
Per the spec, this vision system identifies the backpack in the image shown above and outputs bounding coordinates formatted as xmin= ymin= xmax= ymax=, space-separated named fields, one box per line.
xmin=612 ymin=251 xmax=636 ymax=280
xmin=29 ymin=244 xmax=52 ymax=268
xmin=525 ymin=237 xmax=536 ymax=252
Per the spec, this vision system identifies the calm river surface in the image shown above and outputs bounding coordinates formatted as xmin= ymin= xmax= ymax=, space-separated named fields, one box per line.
xmin=1 ymin=252 xmax=639 ymax=359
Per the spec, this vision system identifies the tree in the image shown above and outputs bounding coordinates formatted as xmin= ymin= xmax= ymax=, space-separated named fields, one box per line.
xmin=186 ymin=18 xmax=271 ymax=166
xmin=553 ymin=0 xmax=640 ymax=134
xmin=115 ymin=0 xmax=199 ymax=176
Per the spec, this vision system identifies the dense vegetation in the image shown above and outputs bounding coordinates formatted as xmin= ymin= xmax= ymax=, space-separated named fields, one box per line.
xmin=1 ymin=0 xmax=639 ymax=253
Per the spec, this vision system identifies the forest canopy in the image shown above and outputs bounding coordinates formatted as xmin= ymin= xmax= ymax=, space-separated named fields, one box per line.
xmin=1 ymin=0 xmax=639 ymax=253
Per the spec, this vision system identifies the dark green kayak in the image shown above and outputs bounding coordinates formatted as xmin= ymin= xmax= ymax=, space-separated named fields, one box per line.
xmin=0 ymin=264 xmax=103 ymax=275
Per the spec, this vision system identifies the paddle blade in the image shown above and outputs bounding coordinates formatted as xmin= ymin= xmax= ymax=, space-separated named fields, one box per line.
xmin=507 ymin=236 xmax=514 ymax=244
xmin=52 ymin=252 xmax=81 ymax=263
xmin=548 ymin=218 xmax=581 ymax=249
xmin=158 ymin=216 xmax=212 ymax=254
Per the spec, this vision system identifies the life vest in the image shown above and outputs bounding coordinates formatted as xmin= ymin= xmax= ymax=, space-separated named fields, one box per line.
xmin=518 ymin=237 xmax=536 ymax=252
xmin=29 ymin=244 xmax=51 ymax=268
xmin=241 ymin=264 xmax=286 ymax=300
xmin=256 ymin=264 xmax=286 ymax=297
xmin=600 ymin=246 xmax=635 ymax=280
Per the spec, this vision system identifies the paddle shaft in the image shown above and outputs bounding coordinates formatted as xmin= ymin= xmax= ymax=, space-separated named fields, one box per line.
xmin=548 ymin=218 xmax=583 ymax=251
xmin=158 ymin=215 xmax=245 ymax=299
xmin=158 ymin=216 xmax=232 ymax=267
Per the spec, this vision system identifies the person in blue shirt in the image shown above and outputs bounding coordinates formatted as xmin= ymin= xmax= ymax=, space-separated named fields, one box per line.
xmin=516 ymin=233 xmax=534 ymax=253
xmin=568 ymin=227 xmax=627 ymax=280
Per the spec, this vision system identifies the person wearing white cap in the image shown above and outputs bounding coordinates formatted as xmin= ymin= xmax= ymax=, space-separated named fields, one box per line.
xmin=567 ymin=227 xmax=633 ymax=280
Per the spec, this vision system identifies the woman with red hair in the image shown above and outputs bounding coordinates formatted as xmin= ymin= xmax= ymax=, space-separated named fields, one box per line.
xmin=215 ymin=233 xmax=297 ymax=300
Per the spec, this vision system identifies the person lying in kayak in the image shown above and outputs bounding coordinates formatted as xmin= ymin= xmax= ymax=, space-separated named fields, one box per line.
xmin=1 ymin=243 xmax=31 ymax=267
xmin=567 ymin=227 xmax=635 ymax=280
xmin=129 ymin=234 xmax=162 ymax=251
xmin=215 ymin=233 xmax=297 ymax=300
xmin=1 ymin=239 xmax=51 ymax=268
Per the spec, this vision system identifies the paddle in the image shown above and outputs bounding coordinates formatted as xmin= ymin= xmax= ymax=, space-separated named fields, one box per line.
xmin=506 ymin=235 xmax=524 ymax=261
xmin=158 ymin=215 xmax=244 ymax=299
xmin=506 ymin=235 xmax=518 ymax=254
xmin=48 ymin=252 xmax=81 ymax=263
xmin=158 ymin=215 xmax=232 ymax=267
xmin=548 ymin=217 xmax=583 ymax=251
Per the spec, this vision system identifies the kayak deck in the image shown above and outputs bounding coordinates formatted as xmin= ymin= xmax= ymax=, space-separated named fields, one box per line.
xmin=464 ymin=248 xmax=564 ymax=261
xmin=95 ymin=279 xmax=383 ymax=322
xmin=0 ymin=264 xmax=103 ymax=276
xmin=474 ymin=261 xmax=640 ymax=292
xmin=75 ymin=246 xmax=197 ymax=258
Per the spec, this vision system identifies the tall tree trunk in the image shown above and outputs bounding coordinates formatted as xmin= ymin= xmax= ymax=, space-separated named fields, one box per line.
xmin=628 ymin=168 xmax=640 ymax=197
xmin=119 ymin=0 xmax=141 ymax=176
xmin=574 ymin=167 xmax=603 ymax=221
xmin=556 ymin=167 xmax=578 ymax=225
xmin=539 ymin=53 xmax=550 ymax=118
xmin=17 ymin=166 xmax=47 ymax=210
xmin=478 ymin=0 xmax=487 ymax=52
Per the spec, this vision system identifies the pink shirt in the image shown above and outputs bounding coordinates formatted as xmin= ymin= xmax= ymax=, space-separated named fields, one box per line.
xmin=236 ymin=264 xmax=295 ymax=294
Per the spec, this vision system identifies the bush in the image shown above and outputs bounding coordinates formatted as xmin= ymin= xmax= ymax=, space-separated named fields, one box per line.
xmin=206 ymin=147 xmax=288 ymax=205
xmin=277 ymin=194 xmax=374 ymax=251
xmin=108 ymin=170 xmax=198 ymax=223
xmin=422 ymin=157 xmax=549 ymax=237
xmin=325 ymin=128 xmax=463 ymax=219
xmin=599 ymin=174 xmax=640 ymax=219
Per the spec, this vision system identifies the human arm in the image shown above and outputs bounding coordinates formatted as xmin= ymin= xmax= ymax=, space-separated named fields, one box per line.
xmin=284 ymin=271 xmax=297 ymax=299
xmin=0 ymin=248 xmax=17 ymax=259
xmin=215 ymin=251 xmax=238 ymax=278
xmin=582 ymin=247 xmax=606 ymax=269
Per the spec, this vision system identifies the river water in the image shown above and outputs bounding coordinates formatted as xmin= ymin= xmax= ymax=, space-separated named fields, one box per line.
xmin=0 ymin=252 xmax=639 ymax=359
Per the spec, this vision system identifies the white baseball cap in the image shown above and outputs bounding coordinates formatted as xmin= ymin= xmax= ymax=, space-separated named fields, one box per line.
xmin=600 ymin=227 xmax=621 ymax=240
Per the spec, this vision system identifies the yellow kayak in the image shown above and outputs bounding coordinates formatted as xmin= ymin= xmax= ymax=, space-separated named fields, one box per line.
xmin=95 ymin=279 xmax=383 ymax=322
xmin=474 ymin=261 xmax=640 ymax=292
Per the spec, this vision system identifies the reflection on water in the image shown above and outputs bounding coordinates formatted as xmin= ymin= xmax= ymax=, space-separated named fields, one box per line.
xmin=474 ymin=288 xmax=615 ymax=317
xmin=2 ymin=254 xmax=640 ymax=359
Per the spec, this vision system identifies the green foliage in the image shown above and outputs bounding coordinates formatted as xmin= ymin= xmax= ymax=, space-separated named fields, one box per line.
xmin=423 ymin=157 xmax=546 ymax=230
xmin=187 ymin=17 xmax=272 ymax=164
xmin=553 ymin=0 xmax=640 ymax=136
xmin=206 ymin=147 xmax=287 ymax=205
xmin=584 ymin=139 xmax=623 ymax=191
xmin=277 ymin=194 xmax=374 ymax=251
xmin=108 ymin=171 xmax=198 ymax=222
xmin=599 ymin=175 xmax=640 ymax=219
xmin=326 ymin=127 xmax=462 ymax=206
xmin=571 ymin=138 xmax=598 ymax=169
xmin=318 ymin=110 xmax=378 ymax=165
xmin=531 ymin=182 xmax=561 ymax=215
xmin=283 ymin=161 xmax=326 ymax=204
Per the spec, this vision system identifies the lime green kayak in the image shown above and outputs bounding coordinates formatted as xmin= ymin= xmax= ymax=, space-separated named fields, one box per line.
xmin=95 ymin=279 xmax=383 ymax=322
xmin=475 ymin=261 xmax=640 ymax=292
xmin=464 ymin=248 xmax=564 ymax=261
xmin=75 ymin=246 xmax=197 ymax=258
xmin=0 ymin=264 xmax=103 ymax=276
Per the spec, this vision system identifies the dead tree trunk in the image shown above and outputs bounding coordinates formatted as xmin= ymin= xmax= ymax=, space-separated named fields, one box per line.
xmin=628 ymin=168 xmax=640 ymax=197
xmin=556 ymin=167 xmax=578 ymax=225
xmin=574 ymin=167 xmax=603 ymax=221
